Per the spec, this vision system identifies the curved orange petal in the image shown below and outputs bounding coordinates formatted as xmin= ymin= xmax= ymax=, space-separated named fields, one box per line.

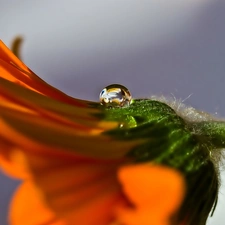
xmin=0 ymin=77 xmax=113 ymax=130
xmin=10 ymin=181 xmax=123 ymax=225
xmin=0 ymin=40 xmax=144 ymax=178
xmin=115 ymin=164 xmax=185 ymax=225
xmin=9 ymin=152 xmax=124 ymax=225
xmin=0 ymin=40 xmax=86 ymax=106
xmin=0 ymin=80 xmax=141 ymax=179
xmin=0 ymin=143 xmax=30 ymax=179
xmin=0 ymin=106 xmax=139 ymax=159
xmin=9 ymin=162 xmax=186 ymax=225
xmin=9 ymin=181 xmax=65 ymax=225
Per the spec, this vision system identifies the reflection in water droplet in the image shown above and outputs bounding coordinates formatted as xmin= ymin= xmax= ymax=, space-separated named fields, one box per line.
xmin=99 ymin=84 xmax=132 ymax=108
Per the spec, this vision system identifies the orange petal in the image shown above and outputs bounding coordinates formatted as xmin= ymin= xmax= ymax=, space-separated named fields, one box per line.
xmin=0 ymin=40 xmax=86 ymax=106
xmin=9 ymin=181 xmax=65 ymax=225
xmin=0 ymin=146 xmax=30 ymax=179
xmin=0 ymin=76 xmax=142 ymax=180
xmin=115 ymin=164 xmax=185 ymax=225
xmin=9 ymin=158 xmax=124 ymax=225
xmin=0 ymin=77 xmax=105 ymax=129
xmin=0 ymin=76 xmax=119 ymax=138
xmin=0 ymin=106 xmax=140 ymax=159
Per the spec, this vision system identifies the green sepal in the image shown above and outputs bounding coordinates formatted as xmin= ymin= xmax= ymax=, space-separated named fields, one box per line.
xmin=99 ymin=98 xmax=224 ymax=225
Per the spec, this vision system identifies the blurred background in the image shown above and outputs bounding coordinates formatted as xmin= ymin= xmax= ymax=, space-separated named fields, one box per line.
xmin=0 ymin=0 xmax=225 ymax=224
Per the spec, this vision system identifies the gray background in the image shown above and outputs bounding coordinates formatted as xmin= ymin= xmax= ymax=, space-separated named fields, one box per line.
xmin=0 ymin=0 xmax=225 ymax=224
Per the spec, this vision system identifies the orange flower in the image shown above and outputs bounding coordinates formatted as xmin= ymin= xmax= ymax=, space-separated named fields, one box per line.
xmin=0 ymin=40 xmax=185 ymax=225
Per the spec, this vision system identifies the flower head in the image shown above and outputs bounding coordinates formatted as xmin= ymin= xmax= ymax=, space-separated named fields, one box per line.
xmin=0 ymin=40 xmax=223 ymax=225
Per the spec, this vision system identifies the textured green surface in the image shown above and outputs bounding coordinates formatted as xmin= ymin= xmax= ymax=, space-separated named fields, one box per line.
xmin=100 ymin=99 xmax=225 ymax=225
xmin=103 ymin=99 xmax=214 ymax=172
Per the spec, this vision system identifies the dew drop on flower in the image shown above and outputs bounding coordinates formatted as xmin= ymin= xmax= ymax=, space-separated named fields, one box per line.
xmin=99 ymin=84 xmax=132 ymax=107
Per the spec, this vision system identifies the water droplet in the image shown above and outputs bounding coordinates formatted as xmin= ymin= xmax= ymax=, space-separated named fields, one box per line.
xmin=99 ymin=84 xmax=132 ymax=107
